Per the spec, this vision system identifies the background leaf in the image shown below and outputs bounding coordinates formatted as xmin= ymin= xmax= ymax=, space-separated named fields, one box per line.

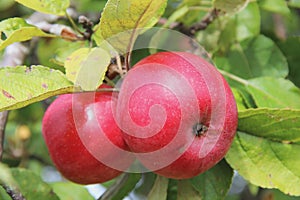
xmin=226 ymin=108 xmax=300 ymax=196
xmin=197 ymin=2 xmax=260 ymax=53
xmin=94 ymin=0 xmax=167 ymax=53
xmin=177 ymin=180 xmax=202 ymax=200
xmin=215 ymin=35 xmax=288 ymax=79
xmin=190 ymin=160 xmax=234 ymax=199
xmin=278 ymin=37 xmax=300 ymax=88
xmin=258 ymin=0 xmax=290 ymax=15
xmin=51 ymin=182 xmax=94 ymax=200
xmin=110 ymin=173 xmax=141 ymax=200
xmin=288 ymin=0 xmax=300 ymax=8
xmin=0 ymin=17 xmax=54 ymax=51
xmin=0 ymin=65 xmax=73 ymax=111
xmin=11 ymin=168 xmax=59 ymax=200
xmin=14 ymin=0 xmax=70 ymax=16
xmin=246 ymin=77 xmax=300 ymax=109
xmin=148 ymin=175 xmax=169 ymax=200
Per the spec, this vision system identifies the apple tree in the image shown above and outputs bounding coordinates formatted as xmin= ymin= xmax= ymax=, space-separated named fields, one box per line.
xmin=0 ymin=0 xmax=300 ymax=200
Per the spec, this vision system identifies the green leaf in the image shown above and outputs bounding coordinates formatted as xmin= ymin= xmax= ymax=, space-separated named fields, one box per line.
xmin=0 ymin=0 xmax=15 ymax=12
xmin=246 ymin=77 xmax=300 ymax=109
xmin=177 ymin=180 xmax=202 ymax=200
xmin=258 ymin=0 xmax=290 ymax=15
xmin=14 ymin=0 xmax=70 ymax=16
xmin=161 ymin=5 xmax=189 ymax=28
xmin=198 ymin=2 xmax=260 ymax=53
xmin=226 ymin=108 xmax=300 ymax=196
xmin=288 ymin=0 xmax=300 ymax=8
xmin=190 ymin=160 xmax=234 ymax=199
xmin=133 ymin=173 xmax=156 ymax=197
xmin=238 ymin=108 xmax=300 ymax=143
xmin=111 ymin=173 xmax=141 ymax=200
xmin=51 ymin=182 xmax=94 ymax=200
xmin=0 ymin=65 xmax=73 ymax=112
xmin=0 ymin=17 xmax=54 ymax=51
xmin=176 ymin=0 xmax=209 ymax=26
xmin=0 ymin=186 xmax=11 ymax=200
xmin=94 ymin=0 xmax=167 ymax=53
xmin=11 ymin=168 xmax=59 ymax=200
xmin=64 ymin=47 xmax=111 ymax=91
xmin=148 ymin=175 xmax=169 ymax=200
xmin=215 ymin=35 xmax=288 ymax=79
xmin=232 ymin=88 xmax=247 ymax=111
xmin=213 ymin=0 xmax=249 ymax=15
xmin=262 ymin=189 xmax=300 ymax=199
xmin=0 ymin=163 xmax=17 ymax=187
xmin=278 ymin=37 xmax=300 ymax=88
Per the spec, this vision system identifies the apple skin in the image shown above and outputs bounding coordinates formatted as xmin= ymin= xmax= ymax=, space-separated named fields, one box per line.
xmin=42 ymin=84 xmax=132 ymax=184
xmin=117 ymin=51 xmax=238 ymax=179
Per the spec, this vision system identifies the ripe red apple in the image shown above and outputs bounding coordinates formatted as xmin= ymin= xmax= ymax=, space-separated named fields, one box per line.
xmin=116 ymin=51 xmax=238 ymax=179
xmin=42 ymin=84 xmax=133 ymax=184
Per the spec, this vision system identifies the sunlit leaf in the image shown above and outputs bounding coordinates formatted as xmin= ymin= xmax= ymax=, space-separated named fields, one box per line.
xmin=14 ymin=0 xmax=70 ymax=16
xmin=64 ymin=47 xmax=111 ymax=91
xmin=226 ymin=108 xmax=300 ymax=196
xmin=0 ymin=65 xmax=73 ymax=112
xmin=247 ymin=77 xmax=300 ymax=109
xmin=51 ymin=182 xmax=94 ymax=200
xmin=94 ymin=0 xmax=167 ymax=53
xmin=0 ymin=17 xmax=54 ymax=51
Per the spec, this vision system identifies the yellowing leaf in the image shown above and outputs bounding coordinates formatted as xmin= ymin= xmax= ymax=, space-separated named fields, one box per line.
xmin=65 ymin=48 xmax=111 ymax=91
xmin=0 ymin=17 xmax=54 ymax=51
xmin=94 ymin=0 xmax=167 ymax=53
xmin=15 ymin=0 xmax=69 ymax=16
xmin=0 ymin=65 xmax=73 ymax=112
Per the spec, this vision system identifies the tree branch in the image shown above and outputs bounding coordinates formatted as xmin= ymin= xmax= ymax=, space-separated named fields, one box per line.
xmin=178 ymin=8 xmax=220 ymax=36
xmin=0 ymin=112 xmax=8 ymax=160
xmin=1 ymin=185 xmax=26 ymax=200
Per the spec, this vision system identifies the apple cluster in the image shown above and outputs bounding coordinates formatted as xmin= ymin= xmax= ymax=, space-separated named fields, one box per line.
xmin=42 ymin=51 xmax=238 ymax=184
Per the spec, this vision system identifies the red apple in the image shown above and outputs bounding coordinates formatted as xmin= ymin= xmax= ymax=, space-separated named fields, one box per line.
xmin=116 ymin=51 xmax=237 ymax=179
xmin=42 ymin=84 xmax=133 ymax=184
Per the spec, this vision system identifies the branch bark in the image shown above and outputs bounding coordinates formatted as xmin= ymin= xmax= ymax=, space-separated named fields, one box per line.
xmin=0 ymin=112 xmax=8 ymax=160
xmin=178 ymin=8 xmax=220 ymax=36
xmin=1 ymin=185 xmax=26 ymax=200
